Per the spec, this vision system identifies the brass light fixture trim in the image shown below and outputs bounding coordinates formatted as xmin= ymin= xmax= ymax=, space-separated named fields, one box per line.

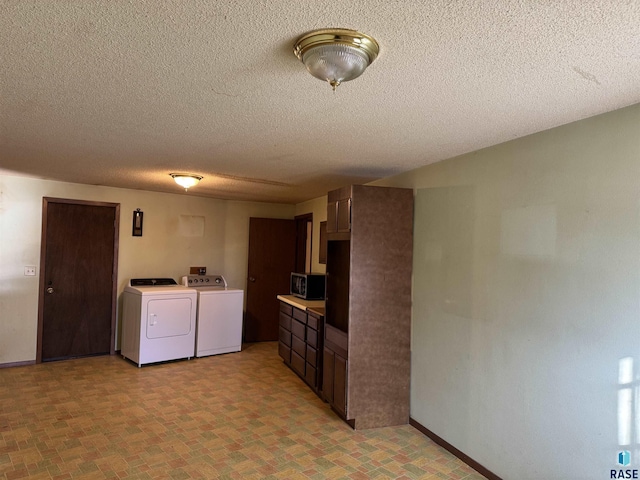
xmin=293 ymin=28 xmax=380 ymax=90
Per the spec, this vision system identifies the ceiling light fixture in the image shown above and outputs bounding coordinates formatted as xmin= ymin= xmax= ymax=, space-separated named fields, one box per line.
xmin=170 ymin=173 xmax=203 ymax=191
xmin=293 ymin=28 xmax=379 ymax=91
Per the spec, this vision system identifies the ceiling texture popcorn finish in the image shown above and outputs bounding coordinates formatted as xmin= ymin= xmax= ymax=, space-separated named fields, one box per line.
xmin=1 ymin=1 xmax=639 ymax=204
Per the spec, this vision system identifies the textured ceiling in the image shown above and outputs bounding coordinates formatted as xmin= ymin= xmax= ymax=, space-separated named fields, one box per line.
xmin=1 ymin=1 xmax=639 ymax=204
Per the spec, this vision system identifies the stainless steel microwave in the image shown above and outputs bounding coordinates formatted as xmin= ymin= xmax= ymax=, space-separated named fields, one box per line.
xmin=290 ymin=272 xmax=326 ymax=300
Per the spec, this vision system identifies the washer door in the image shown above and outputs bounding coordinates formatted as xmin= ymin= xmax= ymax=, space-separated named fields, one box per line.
xmin=146 ymin=297 xmax=193 ymax=338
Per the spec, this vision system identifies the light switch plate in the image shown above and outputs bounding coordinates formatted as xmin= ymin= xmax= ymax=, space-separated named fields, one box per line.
xmin=24 ymin=266 xmax=36 ymax=276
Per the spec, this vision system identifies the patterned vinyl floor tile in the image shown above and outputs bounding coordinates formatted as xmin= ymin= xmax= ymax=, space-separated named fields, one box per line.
xmin=1 ymin=342 xmax=488 ymax=479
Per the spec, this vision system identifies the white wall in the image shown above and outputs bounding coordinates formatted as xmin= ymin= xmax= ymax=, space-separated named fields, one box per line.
xmin=373 ymin=103 xmax=640 ymax=479
xmin=0 ymin=175 xmax=294 ymax=364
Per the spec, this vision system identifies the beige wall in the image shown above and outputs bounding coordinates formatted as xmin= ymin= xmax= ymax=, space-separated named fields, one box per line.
xmin=373 ymin=103 xmax=640 ymax=479
xmin=0 ymin=175 xmax=294 ymax=364
xmin=295 ymin=195 xmax=327 ymax=274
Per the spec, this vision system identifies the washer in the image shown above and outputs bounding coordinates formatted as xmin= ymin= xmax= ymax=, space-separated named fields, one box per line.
xmin=121 ymin=278 xmax=197 ymax=366
xmin=182 ymin=275 xmax=244 ymax=357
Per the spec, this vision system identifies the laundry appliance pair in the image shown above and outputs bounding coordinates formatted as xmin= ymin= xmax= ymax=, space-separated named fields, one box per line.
xmin=121 ymin=275 xmax=243 ymax=367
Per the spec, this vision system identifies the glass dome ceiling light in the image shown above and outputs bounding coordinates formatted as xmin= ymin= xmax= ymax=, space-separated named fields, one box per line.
xmin=293 ymin=29 xmax=380 ymax=91
xmin=170 ymin=173 xmax=203 ymax=191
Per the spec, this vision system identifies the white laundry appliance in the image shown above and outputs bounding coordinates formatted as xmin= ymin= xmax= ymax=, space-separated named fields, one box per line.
xmin=121 ymin=278 xmax=197 ymax=367
xmin=182 ymin=275 xmax=244 ymax=357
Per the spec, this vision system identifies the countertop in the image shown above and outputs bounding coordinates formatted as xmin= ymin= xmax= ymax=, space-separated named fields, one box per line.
xmin=307 ymin=306 xmax=325 ymax=317
xmin=277 ymin=295 xmax=325 ymax=313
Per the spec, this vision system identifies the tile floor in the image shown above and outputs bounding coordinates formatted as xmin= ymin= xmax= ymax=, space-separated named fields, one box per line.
xmin=0 ymin=342 xmax=487 ymax=479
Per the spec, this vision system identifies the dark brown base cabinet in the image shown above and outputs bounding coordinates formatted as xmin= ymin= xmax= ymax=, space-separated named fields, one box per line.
xmin=325 ymin=185 xmax=413 ymax=430
xmin=322 ymin=324 xmax=348 ymax=421
xmin=278 ymin=300 xmax=324 ymax=396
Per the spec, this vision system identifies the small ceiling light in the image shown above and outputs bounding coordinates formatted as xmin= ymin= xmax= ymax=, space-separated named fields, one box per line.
xmin=170 ymin=173 xmax=203 ymax=191
xmin=294 ymin=28 xmax=379 ymax=91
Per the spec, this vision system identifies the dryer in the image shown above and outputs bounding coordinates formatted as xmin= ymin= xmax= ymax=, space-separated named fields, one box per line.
xmin=121 ymin=278 xmax=197 ymax=366
xmin=182 ymin=275 xmax=244 ymax=357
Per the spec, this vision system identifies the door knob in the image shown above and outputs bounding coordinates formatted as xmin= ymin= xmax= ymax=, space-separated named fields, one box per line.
xmin=46 ymin=287 xmax=54 ymax=294
xmin=249 ymin=277 xmax=256 ymax=282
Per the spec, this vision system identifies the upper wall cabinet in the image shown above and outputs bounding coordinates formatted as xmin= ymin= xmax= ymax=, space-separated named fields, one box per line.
xmin=327 ymin=186 xmax=352 ymax=235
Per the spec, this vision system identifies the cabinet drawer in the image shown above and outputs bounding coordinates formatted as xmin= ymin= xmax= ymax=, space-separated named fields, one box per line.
xmin=279 ymin=311 xmax=291 ymax=331
xmin=279 ymin=326 xmax=291 ymax=347
xmin=305 ymin=363 xmax=316 ymax=387
xmin=306 ymin=313 xmax=319 ymax=330
xmin=292 ymin=334 xmax=306 ymax=358
xmin=278 ymin=342 xmax=291 ymax=363
xmin=291 ymin=351 xmax=305 ymax=377
xmin=291 ymin=319 xmax=306 ymax=340
xmin=306 ymin=344 xmax=317 ymax=367
xmin=293 ymin=307 xmax=307 ymax=324
xmin=306 ymin=327 xmax=318 ymax=348
xmin=279 ymin=302 xmax=293 ymax=316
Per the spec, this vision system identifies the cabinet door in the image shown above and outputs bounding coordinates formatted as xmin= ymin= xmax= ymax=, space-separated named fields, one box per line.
xmin=327 ymin=202 xmax=338 ymax=233
xmin=305 ymin=363 xmax=317 ymax=387
xmin=334 ymin=354 xmax=347 ymax=417
xmin=336 ymin=198 xmax=351 ymax=232
xmin=323 ymin=346 xmax=335 ymax=403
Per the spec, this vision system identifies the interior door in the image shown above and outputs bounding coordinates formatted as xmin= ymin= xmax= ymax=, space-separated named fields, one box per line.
xmin=244 ymin=217 xmax=296 ymax=342
xmin=294 ymin=213 xmax=312 ymax=273
xmin=37 ymin=198 xmax=119 ymax=362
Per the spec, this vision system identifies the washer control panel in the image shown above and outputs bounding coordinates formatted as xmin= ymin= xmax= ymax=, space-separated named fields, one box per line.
xmin=182 ymin=274 xmax=227 ymax=288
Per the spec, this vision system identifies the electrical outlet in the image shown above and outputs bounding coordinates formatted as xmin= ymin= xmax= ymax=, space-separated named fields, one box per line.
xmin=24 ymin=266 xmax=36 ymax=276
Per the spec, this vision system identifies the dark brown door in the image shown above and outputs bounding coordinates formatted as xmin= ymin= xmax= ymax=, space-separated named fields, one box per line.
xmin=244 ymin=217 xmax=295 ymax=342
xmin=294 ymin=213 xmax=312 ymax=273
xmin=37 ymin=198 xmax=119 ymax=362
